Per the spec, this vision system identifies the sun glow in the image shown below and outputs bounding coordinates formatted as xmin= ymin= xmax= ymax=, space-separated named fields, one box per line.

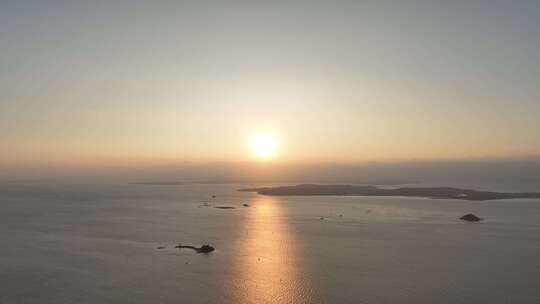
xmin=249 ymin=132 xmax=279 ymax=159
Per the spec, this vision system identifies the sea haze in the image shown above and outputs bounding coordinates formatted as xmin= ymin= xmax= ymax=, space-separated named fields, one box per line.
xmin=1 ymin=181 xmax=540 ymax=303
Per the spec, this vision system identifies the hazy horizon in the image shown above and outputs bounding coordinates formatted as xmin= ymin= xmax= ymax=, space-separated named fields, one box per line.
xmin=3 ymin=156 xmax=540 ymax=187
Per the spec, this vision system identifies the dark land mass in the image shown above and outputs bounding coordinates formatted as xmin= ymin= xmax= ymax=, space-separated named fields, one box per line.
xmin=238 ymin=184 xmax=540 ymax=201
xmin=129 ymin=179 xmax=418 ymax=186
xmin=460 ymin=214 xmax=482 ymax=222
xmin=175 ymin=244 xmax=215 ymax=253
xmin=130 ymin=181 xmax=227 ymax=186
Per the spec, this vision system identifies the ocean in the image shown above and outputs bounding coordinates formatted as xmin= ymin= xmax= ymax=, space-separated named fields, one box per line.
xmin=1 ymin=181 xmax=540 ymax=303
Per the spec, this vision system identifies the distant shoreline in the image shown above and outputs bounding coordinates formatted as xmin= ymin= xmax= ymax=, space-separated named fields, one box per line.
xmin=130 ymin=179 xmax=419 ymax=186
xmin=238 ymin=184 xmax=540 ymax=201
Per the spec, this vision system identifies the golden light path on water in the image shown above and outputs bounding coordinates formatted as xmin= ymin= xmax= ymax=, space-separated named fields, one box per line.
xmin=225 ymin=196 xmax=318 ymax=304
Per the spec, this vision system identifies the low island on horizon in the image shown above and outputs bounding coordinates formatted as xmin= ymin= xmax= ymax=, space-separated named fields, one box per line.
xmin=238 ymin=184 xmax=540 ymax=201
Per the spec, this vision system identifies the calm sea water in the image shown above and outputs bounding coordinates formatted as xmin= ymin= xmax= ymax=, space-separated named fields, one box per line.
xmin=1 ymin=181 xmax=540 ymax=303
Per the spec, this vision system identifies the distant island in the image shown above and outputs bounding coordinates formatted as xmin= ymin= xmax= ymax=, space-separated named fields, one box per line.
xmin=129 ymin=179 xmax=418 ymax=186
xmin=238 ymin=184 xmax=540 ymax=201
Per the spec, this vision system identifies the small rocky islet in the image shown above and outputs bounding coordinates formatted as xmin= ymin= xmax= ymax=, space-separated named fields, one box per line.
xmin=175 ymin=244 xmax=215 ymax=253
xmin=156 ymin=243 xmax=216 ymax=253
xmin=460 ymin=213 xmax=482 ymax=222
xmin=214 ymin=206 xmax=236 ymax=209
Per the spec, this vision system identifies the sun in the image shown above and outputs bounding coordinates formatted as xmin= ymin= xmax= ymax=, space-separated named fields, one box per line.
xmin=249 ymin=132 xmax=279 ymax=159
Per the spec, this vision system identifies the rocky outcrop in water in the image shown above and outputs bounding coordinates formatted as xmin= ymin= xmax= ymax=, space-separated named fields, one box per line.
xmin=460 ymin=214 xmax=482 ymax=222
xmin=175 ymin=244 xmax=215 ymax=253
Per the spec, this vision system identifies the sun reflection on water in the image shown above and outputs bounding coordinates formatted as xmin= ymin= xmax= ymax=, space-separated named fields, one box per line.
xmin=225 ymin=196 xmax=317 ymax=304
